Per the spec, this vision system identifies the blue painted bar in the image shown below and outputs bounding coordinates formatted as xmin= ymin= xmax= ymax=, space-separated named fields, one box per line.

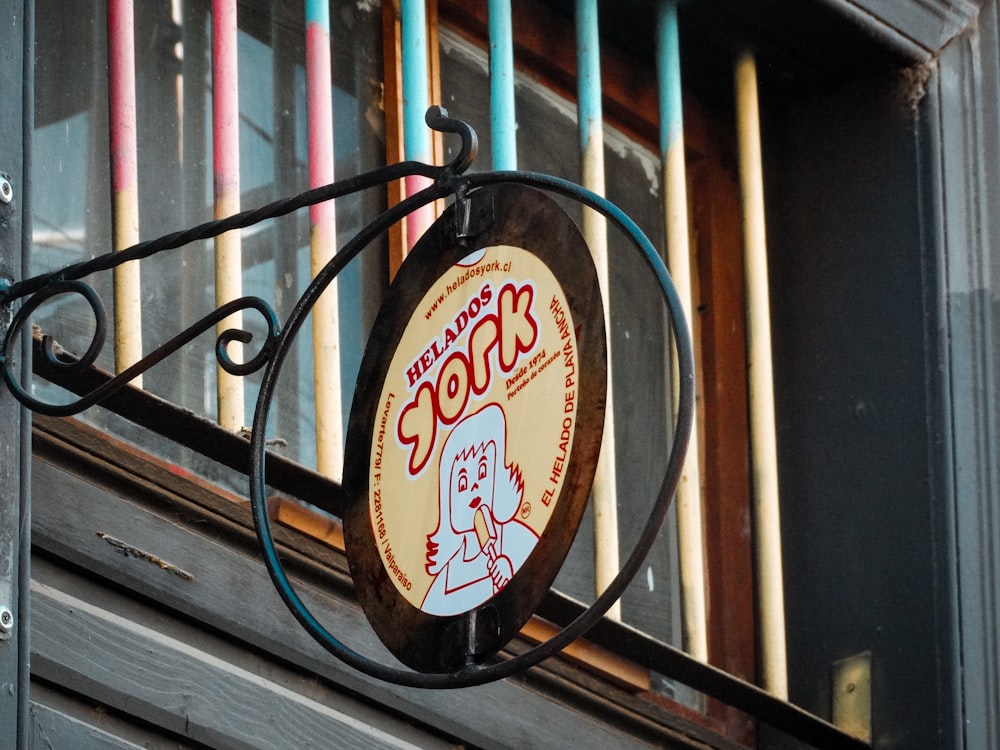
xmin=656 ymin=0 xmax=710 ymax=665
xmin=305 ymin=0 xmax=328 ymax=27
xmin=656 ymin=0 xmax=683 ymax=158
xmin=575 ymin=0 xmax=602 ymax=152
xmin=401 ymin=0 xmax=431 ymax=162
xmin=575 ymin=0 xmax=621 ymax=620
xmin=489 ymin=0 xmax=517 ymax=170
xmin=400 ymin=0 xmax=434 ymax=247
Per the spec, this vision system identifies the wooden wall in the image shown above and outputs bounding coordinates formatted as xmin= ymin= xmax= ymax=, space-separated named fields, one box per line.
xmin=28 ymin=414 xmax=738 ymax=750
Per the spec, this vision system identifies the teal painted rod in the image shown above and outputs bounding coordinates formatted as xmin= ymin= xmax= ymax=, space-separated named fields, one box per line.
xmin=401 ymin=0 xmax=433 ymax=246
xmin=489 ymin=0 xmax=517 ymax=170
xmin=401 ymin=0 xmax=430 ymax=162
xmin=656 ymin=0 xmax=708 ymax=664
xmin=575 ymin=0 xmax=602 ymax=151
xmin=657 ymin=1 xmax=683 ymax=157
xmin=575 ymin=0 xmax=621 ymax=621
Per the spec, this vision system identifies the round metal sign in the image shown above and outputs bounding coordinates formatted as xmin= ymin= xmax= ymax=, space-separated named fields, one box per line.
xmin=343 ymin=184 xmax=606 ymax=673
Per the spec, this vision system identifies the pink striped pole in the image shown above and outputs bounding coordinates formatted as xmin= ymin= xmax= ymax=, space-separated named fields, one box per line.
xmin=213 ymin=0 xmax=245 ymax=431
xmin=108 ymin=0 xmax=143 ymax=384
xmin=306 ymin=0 xmax=343 ymax=479
xmin=401 ymin=0 xmax=434 ymax=250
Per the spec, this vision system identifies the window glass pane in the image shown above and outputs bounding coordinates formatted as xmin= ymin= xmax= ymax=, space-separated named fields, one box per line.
xmin=440 ymin=28 xmax=681 ymax=647
xmin=31 ymin=0 xmax=385 ymax=486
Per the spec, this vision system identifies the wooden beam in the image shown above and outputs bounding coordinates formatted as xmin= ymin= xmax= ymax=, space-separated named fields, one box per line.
xmin=31 ymin=577 xmax=453 ymax=750
xmin=29 ymin=700 xmax=169 ymax=750
xmin=689 ymin=116 xmax=755 ymax=746
xmin=382 ymin=0 xmax=407 ymax=277
xmin=30 ymin=437 xmax=732 ymax=749
xmin=31 ymin=342 xmax=345 ymax=519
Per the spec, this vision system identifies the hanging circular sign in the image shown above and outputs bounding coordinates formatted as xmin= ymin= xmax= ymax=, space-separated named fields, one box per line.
xmin=343 ymin=184 xmax=606 ymax=673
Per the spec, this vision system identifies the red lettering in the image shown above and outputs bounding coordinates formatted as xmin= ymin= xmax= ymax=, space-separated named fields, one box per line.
xmin=498 ymin=283 xmax=538 ymax=371
xmin=397 ymin=382 xmax=437 ymax=475
xmin=437 ymin=351 xmax=470 ymax=424
xmin=468 ymin=315 xmax=499 ymax=394
xmin=397 ymin=281 xmax=540 ymax=476
xmin=403 ymin=282 xmax=494 ymax=389
xmin=405 ymin=360 xmax=422 ymax=388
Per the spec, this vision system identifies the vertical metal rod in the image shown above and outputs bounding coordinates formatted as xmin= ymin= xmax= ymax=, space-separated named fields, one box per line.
xmin=735 ymin=48 xmax=788 ymax=699
xmin=108 ymin=0 xmax=144 ymax=384
xmin=213 ymin=0 xmax=245 ymax=431
xmin=488 ymin=0 xmax=517 ymax=170
xmin=181 ymin=0 xmax=211 ymax=414
xmin=305 ymin=0 xmax=344 ymax=480
xmin=576 ymin=0 xmax=621 ymax=621
xmin=656 ymin=0 xmax=708 ymax=663
xmin=16 ymin=2 xmax=33 ymax=745
xmin=401 ymin=0 xmax=433 ymax=250
xmin=270 ymin=1 xmax=301 ymax=458
xmin=0 ymin=4 xmax=26 ymax=745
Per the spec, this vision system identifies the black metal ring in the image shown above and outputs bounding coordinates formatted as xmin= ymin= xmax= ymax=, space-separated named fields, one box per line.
xmin=246 ymin=171 xmax=694 ymax=688
xmin=0 ymin=107 xmax=694 ymax=688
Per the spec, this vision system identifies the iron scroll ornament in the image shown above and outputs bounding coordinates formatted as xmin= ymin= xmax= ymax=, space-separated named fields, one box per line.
xmin=0 ymin=107 xmax=695 ymax=689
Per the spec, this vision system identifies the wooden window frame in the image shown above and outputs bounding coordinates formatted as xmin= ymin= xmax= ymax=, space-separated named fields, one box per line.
xmin=18 ymin=0 xmax=1000 ymax=747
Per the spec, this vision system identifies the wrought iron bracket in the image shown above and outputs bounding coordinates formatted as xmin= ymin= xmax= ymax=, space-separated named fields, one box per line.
xmin=0 ymin=106 xmax=695 ymax=690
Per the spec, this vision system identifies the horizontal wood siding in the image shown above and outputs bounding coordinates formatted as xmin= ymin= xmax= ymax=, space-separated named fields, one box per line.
xmin=29 ymin=681 xmax=197 ymax=750
xmin=31 ymin=571 xmax=445 ymax=750
xmin=30 ymin=416 xmax=733 ymax=750
xmin=30 ymin=704 xmax=155 ymax=750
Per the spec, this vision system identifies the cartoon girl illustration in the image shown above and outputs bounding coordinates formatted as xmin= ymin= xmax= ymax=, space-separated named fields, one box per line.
xmin=421 ymin=404 xmax=539 ymax=616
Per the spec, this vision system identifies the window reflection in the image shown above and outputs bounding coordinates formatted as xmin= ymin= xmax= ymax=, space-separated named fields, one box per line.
xmin=31 ymin=0 xmax=385 ymax=482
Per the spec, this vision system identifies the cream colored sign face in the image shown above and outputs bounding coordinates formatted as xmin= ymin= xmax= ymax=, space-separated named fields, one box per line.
xmin=369 ymin=245 xmax=580 ymax=616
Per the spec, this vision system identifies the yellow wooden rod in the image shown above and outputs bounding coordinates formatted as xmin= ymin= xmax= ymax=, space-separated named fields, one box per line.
xmin=306 ymin=1 xmax=344 ymax=480
xmin=735 ymin=47 xmax=788 ymax=700
xmin=213 ymin=0 xmax=245 ymax=432
xmin=109 ymin=0 xmax=143 ymax=385
xmin=658 ymin=0 xmax=708 ymax=663
xmin=578 ymin=0 xmax=621 ymax=621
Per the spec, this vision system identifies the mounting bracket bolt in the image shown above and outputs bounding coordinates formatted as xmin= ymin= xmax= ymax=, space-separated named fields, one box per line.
xmin=0 ymin=606 xmax=12 ymax=636
xmin=0 ymin=177 xmax=12 ymax=204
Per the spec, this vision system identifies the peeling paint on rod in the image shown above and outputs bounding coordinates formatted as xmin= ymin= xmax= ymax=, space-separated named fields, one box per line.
xmin=213 ymin=0 xmax=245 ymax=432
xmin=576 ymin=0 xmax=621 ymax=621
xmin=735 ymin=47 xmax=789 ymax=700
xmin=306 ymin=0 xmax=344 ymax=481
xmin=657 ymin=0 xmax=708 ymax=664
xmin=489 ymin=0 xmax=517 ymax=170
xmin=108 ymin=0 xmax=143 ymax=385
xmin=401 ymin=0 xmax=434 ymax=249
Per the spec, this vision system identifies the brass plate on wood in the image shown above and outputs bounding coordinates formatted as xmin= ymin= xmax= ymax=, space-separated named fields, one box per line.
xmin=343 ymin=184 xmax=607 ymax=672
xmin=832 ymin=651 xmax=872 ymax=742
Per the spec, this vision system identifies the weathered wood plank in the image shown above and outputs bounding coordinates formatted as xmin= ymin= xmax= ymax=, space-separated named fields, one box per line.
xmin=708 ymin=0 xmax=978 ymax=64
xmin=30 ymin=451 xmax=714 ymax=749
xmin=30 ymin=680 xmax=201 ymax=750
xmin=926 ymin=7 xmax=1000 ymax=747
xmin=31 ymin=578 xmax=451 ymax=750
xmin=31 ymin=337 xmax=344 ymax=518
xmin=820 ymin=0 xmax=978 ymax=52
xmin=30 ymin=702 xmax=157 ymax=750
xmin=31 ymin=413 xmax=352 ymax=584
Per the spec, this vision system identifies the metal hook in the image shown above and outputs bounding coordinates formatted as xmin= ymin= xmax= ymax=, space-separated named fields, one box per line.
xmin=425 ymin=105 xmax=478 ymax=176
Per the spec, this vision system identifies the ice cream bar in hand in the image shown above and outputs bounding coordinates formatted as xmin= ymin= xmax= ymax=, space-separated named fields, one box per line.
xmin=474 ymin=506 xmax=498 ymax=561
